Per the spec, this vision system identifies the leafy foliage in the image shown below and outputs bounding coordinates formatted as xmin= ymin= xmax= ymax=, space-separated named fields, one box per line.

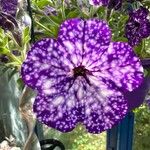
xmin=44 ymin=124 xmax=106 ymax=150
xmin=133 ymin=103 xmax=150 ymax=150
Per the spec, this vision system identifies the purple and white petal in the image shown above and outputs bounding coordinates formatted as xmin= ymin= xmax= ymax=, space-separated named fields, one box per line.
xmin=89 ymin=0 xmax=108 ymax=6
xmin=33 ymin=93 xmax=79 ymax=132
xmin=33 ymin=75 xmax=128 ymax=133
xmin=82 ymin=76 xmax=128 ymax=133
xmin=125 ymin=18 xmax=142 ymax=46
xmin=91 ymin=42 xmax=144 ymax=91
xmin=58 ymin=18 xmax=84 ymax=67
xmin=139 ymin=21 xmax=150 ymax=38
xmin=89 ymin=0 xmax=122 ymax=10
xmin=130 ymin=7 xmax=149 ymax=21
xmin=125 ymin=7 xmax=150 ymax=46
xmin=82 ymin=19 xmax=111 ymax=68
xmin=33 ymin=77 xmax=87 ymax=132
xmin=21 ymin=38 xmax=70 ymax=90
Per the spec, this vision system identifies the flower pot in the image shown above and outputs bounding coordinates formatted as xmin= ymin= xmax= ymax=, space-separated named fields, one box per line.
xmin=0 ymin=69 xmax=40 ymax=149
xmin=0 ymin=69 xmax=27 ymax=145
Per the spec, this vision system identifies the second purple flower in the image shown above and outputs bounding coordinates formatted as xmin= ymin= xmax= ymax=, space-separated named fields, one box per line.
xmin=89 ymin=0 xmax=122 ymax=10
xmin=125 ymin=7 xmax=150 ymax=47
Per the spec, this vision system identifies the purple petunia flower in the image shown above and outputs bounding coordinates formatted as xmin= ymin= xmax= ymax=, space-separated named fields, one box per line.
xmin=125 ymin=7 xmax=150 ymax=47
xmin=89 ymin=0 xmax=108 ymax=6
xmin=89 ymin=0 xmax=122 ymax=10
xmin=21 ymin=18 xmax=144 ymax=133
xmin=0 ymin=0 xmax=18 ymax=16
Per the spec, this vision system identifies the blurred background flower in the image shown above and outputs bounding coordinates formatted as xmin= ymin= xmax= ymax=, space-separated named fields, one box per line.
xmin=125 ymin=7 xmax=150 ymax=47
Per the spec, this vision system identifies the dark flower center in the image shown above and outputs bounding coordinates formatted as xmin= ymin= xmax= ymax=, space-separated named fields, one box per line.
xmin=73 ymin=65 xmax=91 ymax=85
xmin=134 ymin=21 xmax=140 ymax=28
xmin=73 ymin=66 xmax=88 ymax=78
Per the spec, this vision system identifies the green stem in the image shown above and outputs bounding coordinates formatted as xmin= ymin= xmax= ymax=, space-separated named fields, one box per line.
xmin=7 ymin=52 xmax=22 ymax=65
xmin=6 ymin=32 xmax=21 ymax=49
xmin=105 ymin=8 xmax=112 ymax=21
xmin=141 ymin=40 xmax=146 ymax=58
xmin=27 ymin=0 xmax=35 ymax=43
xmin=61 ymin=0 xmax=66 ymax=20
xmin=44 ymin=15 xmax=59 ymax=27
xmin=21 ymin=43 xmax=29 ymax=61
xmin=89 ymin=6 xmax=95 ymax=18
xmin=35 ymin=20 xmax=55 ymax=36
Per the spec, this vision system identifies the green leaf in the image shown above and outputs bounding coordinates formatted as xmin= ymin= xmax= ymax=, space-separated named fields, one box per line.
xmin=22 ymin=26 xmax=31 ymax=45
xmin=67 ymin=9 xmax=80 ymax=18
xmin=144 ymin=69 xmax=148 ymax=77
xmin=3 ymin=36 xmax=8 ymax=46
xmin=39 ymin=17 xmax=52 ymax=25
xmin=134 ymin=42 xmax=143 ymax=56
xmin=49 ymin=14 xmax=62 ymax=25
xmin=0 ymin=28 xmax=4 ymax=35
xmin=0 ymin=47 xmax=9 ymax=54
xmin=17 ymin=77 xmax=25 ymax=91
xmin=143 ymin=1 xmax=150 ymax=7
xmin=36 ymin=0 xmax=51 ymax=8
xmin=144 ymin=68 xmax=150 ymax=77
xmin=113 ymin=37 xmax=128 ymax=42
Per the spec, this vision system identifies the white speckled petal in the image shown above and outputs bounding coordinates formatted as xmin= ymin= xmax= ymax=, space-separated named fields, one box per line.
xmin=33 ymin=93 xmax=79 ymax=132
xmin=21 ymin=38 xmax=70 ymax=90
xmin=91 ymin=42 xmax=144 ymax=91
xmin=125 ymin=7 xmax=150 ymax=46
xmin=82 ymin=19 xmax=111 ymax=69
xmin=89 ymin=0 xmax=108 ymax=6
xmin=33 ymin=76 xmax=128 ymax=133
xmin=57 ymin=18 xmax=84 ymax=66
xmin=83 ymin=76 xmax=127 ymax=133
xmin=57 ymin=19 xmax=111 ymax=68
xmin=33 ymin=78 xmax=84 ymax=132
